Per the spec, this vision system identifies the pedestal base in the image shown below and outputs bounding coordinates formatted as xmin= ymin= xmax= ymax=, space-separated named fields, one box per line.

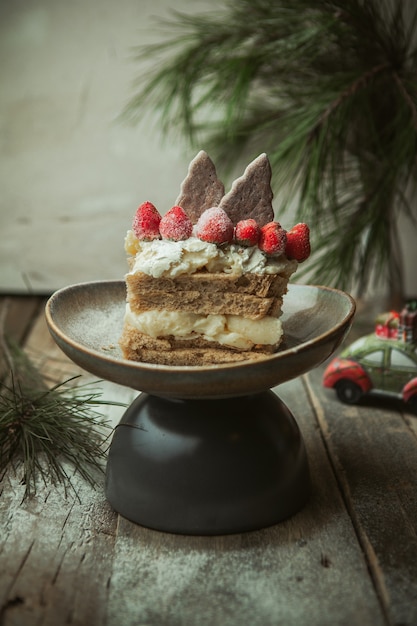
xmin=105 ymin=390 xmax=310 ymax=535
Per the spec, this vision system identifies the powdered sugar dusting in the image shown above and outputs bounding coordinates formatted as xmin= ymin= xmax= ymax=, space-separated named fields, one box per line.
xmin=195 ymin=207 xmax=234 ymax=244
xmin=259 ymin=222 xmax=287 ymax=256
xmin=160 ymin=206 xmax=193 ymax=241
xmin=132 ymin=201 xmax=162 ymax=240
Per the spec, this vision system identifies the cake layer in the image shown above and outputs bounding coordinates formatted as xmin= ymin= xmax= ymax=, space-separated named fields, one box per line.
xmin=123 ymin=305 xmax=283 ymax=349
xmin=126 ymin=270 xmax=290 ymax=298
xmin=128 ymin=288 xmax=282 ymax=319
xmin=125 ymin=235 xmax=298 ymax=280
xmin=126 ymin=272 xmax=286 ymax=319
xmin=119 ymin=323 xmax=278 ymax=366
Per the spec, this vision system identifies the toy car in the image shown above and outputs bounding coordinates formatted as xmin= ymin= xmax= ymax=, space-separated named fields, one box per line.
xmin=323 ymin=304 xmax=417 ymax=409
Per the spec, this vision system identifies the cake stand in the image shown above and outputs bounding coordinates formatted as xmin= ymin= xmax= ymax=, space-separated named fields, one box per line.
xmin=45 ymin=280 xmax=355 ymax=535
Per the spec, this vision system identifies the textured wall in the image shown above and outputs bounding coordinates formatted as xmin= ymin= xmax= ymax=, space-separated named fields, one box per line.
xmin=0 ymin=0 xmax=211 ymax=293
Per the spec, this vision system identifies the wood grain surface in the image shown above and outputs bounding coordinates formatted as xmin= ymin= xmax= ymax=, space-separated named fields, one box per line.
xmin=1 ymin=296 xmax=416 ymax=626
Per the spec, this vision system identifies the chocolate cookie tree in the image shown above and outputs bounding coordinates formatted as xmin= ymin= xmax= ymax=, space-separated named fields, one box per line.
xmin=123 ymin=0 xmax=417 ymax=304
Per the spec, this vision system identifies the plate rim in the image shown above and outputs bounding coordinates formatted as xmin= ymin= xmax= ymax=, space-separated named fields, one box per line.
xmin=45 ymin=279 xmax=356 ymax=375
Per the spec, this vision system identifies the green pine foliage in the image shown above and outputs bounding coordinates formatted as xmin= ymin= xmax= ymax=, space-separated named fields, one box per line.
xmin=123 ymin=0 xmax=417 ymax=297
xmin=0 ymin=337 xmax=125 ymax=500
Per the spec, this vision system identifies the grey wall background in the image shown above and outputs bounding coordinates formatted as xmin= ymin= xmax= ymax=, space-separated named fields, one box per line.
xmin=1 ymin=0 xmax=415 ymax=297
xmin=0 ymin=0 xmax=212 ymax=293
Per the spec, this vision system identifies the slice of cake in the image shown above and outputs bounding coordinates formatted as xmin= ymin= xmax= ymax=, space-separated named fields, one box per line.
xmin=119 ymin=151 xmax=310 ymax=366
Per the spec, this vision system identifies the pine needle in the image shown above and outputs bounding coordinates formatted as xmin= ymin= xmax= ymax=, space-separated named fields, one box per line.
xmin=0 ymin=335 xmax=126 ymax=501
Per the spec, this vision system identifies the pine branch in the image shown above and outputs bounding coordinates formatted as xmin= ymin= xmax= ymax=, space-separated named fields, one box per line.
xmin=392 ymin=71 xmax=417 ymax=133
xmin=122 ymin=0 xmax=417 ymax=297
xmin=309 ymin=62 xmax=392 ymax=140
xmin=0 ymin=323 xmax=126 ymax=500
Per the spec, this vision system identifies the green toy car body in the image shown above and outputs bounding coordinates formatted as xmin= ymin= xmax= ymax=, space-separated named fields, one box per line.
xmin=323 ymin=332 xmax=417 ymax=408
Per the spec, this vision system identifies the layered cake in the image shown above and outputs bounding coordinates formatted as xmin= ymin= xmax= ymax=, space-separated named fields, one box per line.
xmin=119 ymin=151 xmax=310 ymax=365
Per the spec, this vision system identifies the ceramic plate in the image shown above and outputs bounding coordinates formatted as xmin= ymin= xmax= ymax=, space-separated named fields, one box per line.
xmin=45 ymin=280 xmax=355 ymax=398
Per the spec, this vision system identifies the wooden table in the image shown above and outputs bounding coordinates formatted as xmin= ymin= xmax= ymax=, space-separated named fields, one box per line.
xmin=1 ymin=295 xmax=417 ymax=626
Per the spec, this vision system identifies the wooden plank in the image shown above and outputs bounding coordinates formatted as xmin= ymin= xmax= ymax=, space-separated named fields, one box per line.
xmin=306 ymin=365 xmax=417 ymax=626
xmin=0 ymin=296 xmax=44 ymax=380
xmin=106 ymin=377 xmax=386 ymax=626
xmin=0 ymin=296 xmax=43 ymax=344
xmin=0 ymin=299 xmax=398 ymax=625
xmin=0 ymin=301 xmax=134 ymax=626
xmin=0 ymin=466 xmax=117 ymax=626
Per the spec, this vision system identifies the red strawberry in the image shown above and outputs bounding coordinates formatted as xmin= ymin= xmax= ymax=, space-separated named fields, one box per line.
xmin=196 ymin=207 xmax=234 ymax=245
xmin=159 ymin=205 xmax=193 ymax=241
xmin=258 ymin=222 xmax=287 ymax=256
xmin=285 ymin=223 xmax=311 ymax=262
xmin=234 ymin=219 xmax=260 ymax=246
xmin=132 ymin=201 xmax=161 ymax=240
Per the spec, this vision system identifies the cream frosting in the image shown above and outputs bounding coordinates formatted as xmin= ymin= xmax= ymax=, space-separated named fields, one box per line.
xmin=124 ymin=304 xmax=283 ymax=350
xmin=125 ymin=231 xmax=297 ymax=279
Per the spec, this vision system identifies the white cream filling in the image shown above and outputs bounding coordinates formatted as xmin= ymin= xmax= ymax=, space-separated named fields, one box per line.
xmin=124 ymin=305 xmax=283 ymax=350
xmin=125 ymin=232 xmax=297 ymax=279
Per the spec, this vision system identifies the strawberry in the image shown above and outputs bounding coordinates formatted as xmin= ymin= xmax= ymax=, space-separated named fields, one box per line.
xmin=285 ymin=223 xmax=311 ymax=262
xmin=132 ymin=201 xmax=161 ymax=241
xmin=234 ymin=219 xmax=260 ymax=246
xmin=159 ymin=205 xmax=193 ymax=241
xmin=258 ymin=222 xmax=287 ymax=256
xmin=195 ymin=207 xmax=234 ymax=245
